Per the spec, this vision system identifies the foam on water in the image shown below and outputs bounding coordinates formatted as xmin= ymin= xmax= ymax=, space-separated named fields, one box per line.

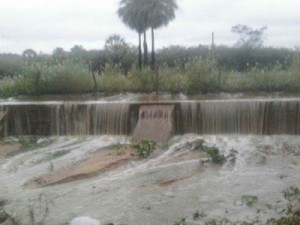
xmin=70 ymin=216 xmax=101 ymax=225
xmin=1 ymin=135 xmax=300 ymax=225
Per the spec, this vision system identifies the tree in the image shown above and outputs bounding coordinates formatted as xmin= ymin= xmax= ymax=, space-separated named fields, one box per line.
xmin=104 ymin=34 xmax=129 ymax=65
xmin=22 ymin=49 xmax=38 ymax=61
xmin=70 ymin=45 xmax=87 ymax=62
xmin=118 ymin=0 xmax=178 ymax=70
xmin=145 ymin=0 xmax=178 ymax=68
xmin=231 ymin=24 xmax=267 ymax=49
xmin=52 ymin=47 xmax=67 ymax=64
xmin=118 ymin=0 xmax=148 ymax=70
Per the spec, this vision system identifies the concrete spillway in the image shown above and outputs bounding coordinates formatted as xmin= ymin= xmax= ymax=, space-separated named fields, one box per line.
xmin=0 ymin=99 xmax=300 ymax=137
xmin=133 ymin=105 xmax=175 ymax=143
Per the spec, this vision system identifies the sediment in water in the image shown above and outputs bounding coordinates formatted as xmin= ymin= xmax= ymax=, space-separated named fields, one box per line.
xmin=0 ymin=99 xmax=300 ymax=137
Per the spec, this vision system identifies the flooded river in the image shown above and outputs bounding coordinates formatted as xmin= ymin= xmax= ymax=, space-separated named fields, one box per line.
xmin=1 ymin=134 xmax=300 ymax=225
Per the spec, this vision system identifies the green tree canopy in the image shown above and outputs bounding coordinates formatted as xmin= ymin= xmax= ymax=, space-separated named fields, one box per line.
xmin=145 ymin=0 xmax=178 ymax=67
xmin=118 ymin=0 xmax=148 ymax=69
xmin=105 ymin=34 xmax=129 ymax=65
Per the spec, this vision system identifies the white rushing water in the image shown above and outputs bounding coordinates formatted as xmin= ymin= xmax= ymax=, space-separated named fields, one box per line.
xmin=1 ymin=135 xmax=300 ymax=225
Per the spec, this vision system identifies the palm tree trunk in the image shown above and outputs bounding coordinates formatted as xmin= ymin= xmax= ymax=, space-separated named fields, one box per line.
xmin=151 ymin=27 xmax=155 ymax=70
xmin=138 ymin=32 xmax=142 ymax=70
xmin=143 ymin=30 xmax=148 ymax=66
xmin=91 ymin=71 xmax=98 ymax=97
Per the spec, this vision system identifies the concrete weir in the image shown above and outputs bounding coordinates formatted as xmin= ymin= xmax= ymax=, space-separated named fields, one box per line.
xmin=133 ymin=105 xmax=175 ymax=143
xmin=0 ymin=110 xmax=7 ymax=137
xmin=0 ymin=99 xmax=300 ymax=139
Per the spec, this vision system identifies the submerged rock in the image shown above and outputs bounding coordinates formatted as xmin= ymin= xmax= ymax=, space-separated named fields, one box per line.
xmin=70 ymin=216 xmax=101 ymax=225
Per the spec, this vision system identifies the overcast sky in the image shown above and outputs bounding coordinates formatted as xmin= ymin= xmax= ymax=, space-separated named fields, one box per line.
xmin=0 ymin=0 xmax=299 ymax=54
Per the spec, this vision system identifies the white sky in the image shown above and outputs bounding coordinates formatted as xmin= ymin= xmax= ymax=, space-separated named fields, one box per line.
xmin=0 ymin=0 xmax=299 ymax=54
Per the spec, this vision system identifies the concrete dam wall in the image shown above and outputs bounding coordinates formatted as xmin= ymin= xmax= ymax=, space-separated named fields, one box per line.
xmin=0 ymin=99 xmax=300 ymax=137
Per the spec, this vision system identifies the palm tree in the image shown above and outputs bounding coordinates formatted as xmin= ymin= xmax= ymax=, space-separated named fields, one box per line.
xmin=118 ymin=0 xmax=148 ymax=70
xmin=118 ymin=0 xmax=178 ymax=69
xmin=146 ymin=0 xmax=178 ymax=68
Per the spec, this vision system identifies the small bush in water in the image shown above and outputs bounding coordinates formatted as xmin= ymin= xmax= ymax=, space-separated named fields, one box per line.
xmin=241 ymin=195 xmax=258 ymax=207
xmin=131 ymin=140 xmax=156 ymax=159
xmin=193 ymin=211 xmax=206 ymax=220
xmin=52 ymin=150 xmax=69 ymax=158
xmin=205 ymin=146 xmax=226 ymax=164
xmin=283 ymin=186 xmax=300 ymax=202
xmin=19 ymin=136 xmax=38 ymax=149
xmin=187 ymin=139 xmax=228 ymax=165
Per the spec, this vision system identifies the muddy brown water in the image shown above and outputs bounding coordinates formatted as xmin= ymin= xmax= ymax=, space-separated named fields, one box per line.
xmin=1 ymin=135 xmax=300 ymax=225
xmin=0 ymin=94 xmax=300 ymax=224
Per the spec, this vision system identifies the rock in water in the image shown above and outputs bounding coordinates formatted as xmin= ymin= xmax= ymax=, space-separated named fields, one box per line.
xmin=70 ymin=216 xmax=101 ymax=225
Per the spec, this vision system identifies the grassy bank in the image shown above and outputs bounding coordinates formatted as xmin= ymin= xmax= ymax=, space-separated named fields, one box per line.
xmin=0 ymin=57 xmax=299 ymax=98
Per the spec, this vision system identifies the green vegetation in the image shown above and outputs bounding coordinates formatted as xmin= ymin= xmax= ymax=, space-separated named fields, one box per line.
xmin=131 ymin=139 xmax=156 ymax=158
xmin=204 ymin=215 xmax=300 ymax=225
xmin=187 ymin=139 xmax=236 ymax=165
xmin=0 ymin=55 xmax=299 ymax=97
xmin=193 ymin=211 xmax=207 ymax=220
xmin=118 ymin=0 xmax=178 ymax=69
xmin=0 ymin=24 xmax=299 ymax=98
xmin=205 ymin=146 xmax=227 ymax=164
xmin=174 ymin=186 xmax=300 ymax=225
xmin=0 ymin=6 xmax=298 ymax=97
xmin=52 ymin=150 xmax=69 ymax=158
xmin=19 ymin=136 xmax=39 ymax=149
xmin=241 ymin=195 xmax=258 ymax=207
xmin=0 ymin=193 xmax=54 ymax=225
xmin=283 ymin=186 xmax=300 ymax=202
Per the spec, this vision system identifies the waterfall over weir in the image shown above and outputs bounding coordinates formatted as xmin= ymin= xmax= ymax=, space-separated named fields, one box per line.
xmin=0 ymin=99 xmax=300 ymax=137
xmin=0 ymin=103 xmax=130 ymax=136
xmin=133 ymin=105 xmax=174 ymax=143
xmin=180 ymin=100 xmax=300 ymax=135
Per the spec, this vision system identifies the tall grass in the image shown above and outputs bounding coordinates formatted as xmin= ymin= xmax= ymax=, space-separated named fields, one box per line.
xmin=0 ymin=62 xmax=94 ymax=97
xmin=40 ymin=62 xmax=93 ymax=94
xmin=0 ymin=57 xmax=299 ymax=97
xmin=221 ymin=57 xmax=300 ymax=92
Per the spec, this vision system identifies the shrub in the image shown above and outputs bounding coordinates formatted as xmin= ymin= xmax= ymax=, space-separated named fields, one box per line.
xmin=97 ymin=66 xmax=130 ymax=93
xmin=0 ymin=55 xmax=300 ymax=97
xmin=128 ymin=67 xmax=156 ymax=93
xmin=184 ymin=59 xmax=220 ymax=94
xmin=241 ymin=195 xmax=258 ymax=207
xmin=205 ymin=146 xmax=226 ymax=164
xmin=19 ymin=136 xmax=39 ymax=149
xmin=131 ymin=140 xmax=156 ymax=159
xmin=0 ymin=61 xmax=94 ymax=97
